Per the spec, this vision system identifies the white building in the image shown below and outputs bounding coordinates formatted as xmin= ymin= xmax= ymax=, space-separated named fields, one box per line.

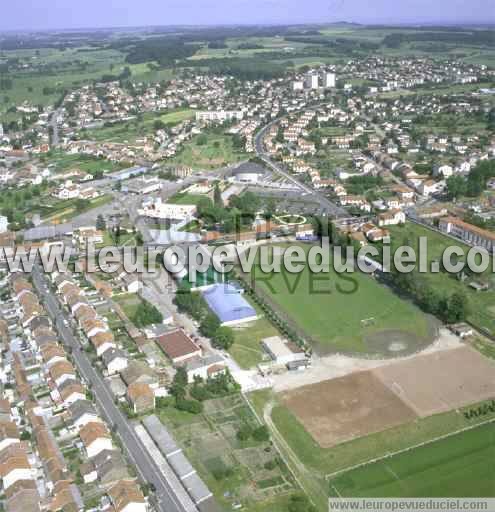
xmin=0 ymin=215 xmax=8 ymax=234
xmin=0 ymin=462 xmax=34 ymax=490
xmin=292 ymin=80 xmax=304 ymax=91
xmin=433 ymin=164 xmax=453 ymax=178
xmin=377 ymin=209 xmax=406 ymax=227
xmin=196 ymin=110 xmax=244 ymax=123
xmin=261 ymin=336 xmax=306 ymax=365
xmin=322 ymin=72 xmax=336 ymax=88
xmin=304 ymin=73 xmax=319 ymax=90
xmin=138 ymin=198 xmax=197 ymax=221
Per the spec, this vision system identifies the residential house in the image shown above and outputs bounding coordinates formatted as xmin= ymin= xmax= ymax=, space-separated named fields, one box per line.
xmin=80 ymin=422 xmax=113 ymax=459
xmin=107 ymin=479 xmax=146 ymax=512
xmin=127 ymin=383 xmax=155 ymax=414
xmin=102 ymin=348 xmax=128 ymax=375
xmin=69 ymin=400 xmax=102 ymax=431
xmin=377 ymin=209 xmax=406 ymax=227
xmin=439 ymin=217 xmax=495 ymax=251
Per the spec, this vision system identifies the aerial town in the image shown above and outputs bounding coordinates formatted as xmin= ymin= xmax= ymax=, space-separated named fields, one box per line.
xmin=0 ymin=14 xmax=495 ymax=512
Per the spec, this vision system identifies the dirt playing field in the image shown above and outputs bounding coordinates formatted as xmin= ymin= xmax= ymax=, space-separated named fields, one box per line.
xmin=281 ymin=371 xmax=418 ymax=448
xmin=373 ymin=346 xmax=495 ymax=417
xmin=281 ymin=346 xmax=495 ymax=448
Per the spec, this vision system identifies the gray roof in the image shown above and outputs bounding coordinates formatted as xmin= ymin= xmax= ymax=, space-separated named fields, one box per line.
xmin=183 ymin=473 xmax=213 ymax=504
xmin=28 ymin=316 xmax=51 ymax=331
xmin=110 ymin=166 xmax=148 ymax=181
xmin=197 ymin=496 xmax=224 ymax=512
xmin=142 ymin=415 xmax=179 ymax=456
xmin=231 ymin=161 xmax=266 ymax=176
xmin=168 ymin=451 xmax=195 ymax=479
xmin=185 ymin=354 xmax=224 ymax=372
xmin=120 ymin=360 xmax=157 ymax=386
xmin=141 ymin=414 xmax=214 ymax=506
xmin=24 ymin=223 xmax=72 ymax=241
xmin=93 ymin=450 xmax=129 ymax=483
xmin=69 ymin=399 xmax=97 ymax=421
xmin=101 ymin=348 xmax=127 ymax=365
xmin=34 ymin=334 xmax=58 ymax=347
xmin=58 ymin=378 xmax=81 ymax=393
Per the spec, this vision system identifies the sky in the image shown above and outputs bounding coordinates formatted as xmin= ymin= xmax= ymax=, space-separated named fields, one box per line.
xmin=1 ymin=0 xmax=494 ymax=31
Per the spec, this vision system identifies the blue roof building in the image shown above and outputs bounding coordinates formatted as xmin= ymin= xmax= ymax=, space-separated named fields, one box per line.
xmin=202 ymin=284 xmax=258 ymax=326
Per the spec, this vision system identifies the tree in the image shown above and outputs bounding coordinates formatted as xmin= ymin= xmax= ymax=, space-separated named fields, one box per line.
xmin=213 ymin=183 xmax=222 ymax=207
xmin=446 ymin=175 xmax=467 ymax=200
xmin=169 ymin=367 xmax=188 ymax=400
xmin=252 ymin=425 xmax=270 ymax=443
xmin=200 ymin=313 xmax=221 ymax=338
xmin=445 ymin=291 xmax=469 ymax=323
xmin=176 ymin=398 xmax=203 ymax=414
xmin=288 ymin=493 xmax=317 ymax=512
xmin=236 ymin=424 xmax=253 ymax=441
xmin=96 ymin=214 xmax=106 ymax=231
xmin=132 ymin=301 xmax=163 ymax=327
xmin=212 ymin=326 xmax=235 ymax=350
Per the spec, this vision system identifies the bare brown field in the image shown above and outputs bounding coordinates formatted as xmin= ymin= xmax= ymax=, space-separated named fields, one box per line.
xmin=372 ymin=346 xmax=495 ymax=417
xmin=281 ymin=371 xmax=418 ymax=448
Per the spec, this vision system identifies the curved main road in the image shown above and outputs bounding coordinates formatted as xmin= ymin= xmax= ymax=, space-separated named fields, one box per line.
xmin=254 ymin=113 xmax=347 ymax=219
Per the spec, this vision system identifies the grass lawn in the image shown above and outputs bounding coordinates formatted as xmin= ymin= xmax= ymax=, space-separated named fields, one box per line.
xmin=168 ymin=193 xmax=208 ymax=205
xmin=229 ymin=315 xmax=278 ymax=369
xmin=113 ymin=293 xmax=143 ymax=320
xmin=42 ymin=194 xmax=113 ymax=223
xmin=98 ymin=230 xmax=136 ymax=248
xmin=86 ymin=108 xmax=193 ymax=143
xmin=249 ymin=243 xmax=432 ymax=355
xmin=386 ymin=223 xmax=495 ymax=335
xmin=329 ymin=422 xmax=495 ymax=497
xmin=157 ymin=109 xmax=195 ymax=125
xmin=41 ymin=150 xmax=127 ymax=175
xmin=168 ymin=132 xmax=247 ymax=170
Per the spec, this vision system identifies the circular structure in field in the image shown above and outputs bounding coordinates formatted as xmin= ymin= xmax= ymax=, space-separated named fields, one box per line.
xmin=276 ymin=214 xmax=307 ymax=226
xmin=364 ymin=325 xmax=437 ymax=358
xmin=388 ymin=341 xmax=408 ymax=352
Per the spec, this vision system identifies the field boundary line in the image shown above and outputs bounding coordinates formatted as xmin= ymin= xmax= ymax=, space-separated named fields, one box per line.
xmin=325 ymin=415 xmax=495 ymax=481
xmin=242 ymin=394 xmax=320 ymax=509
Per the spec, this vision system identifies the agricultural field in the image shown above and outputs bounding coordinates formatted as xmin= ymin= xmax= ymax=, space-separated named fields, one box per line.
xmin=249 ymin=383 xmax=495 ymax=509
xmin=386 ymin=222 xmax=495 ymax=335
xmin=0 ymin=44 xmax=179 ymax=122
xmin=280 ymin=346 xmax=495 ymax=448
xmin=0 ymin=48 xmax=127 ymax=119
xmin=328 ymin=421 xmax=495 ymax=498
xmin=248 ymin=243 xmax=436 ymax=356
xmin=157 ymin=394 xmax=298 ymax=512
xmin=168 ymin=132 xmax=248 ymax=170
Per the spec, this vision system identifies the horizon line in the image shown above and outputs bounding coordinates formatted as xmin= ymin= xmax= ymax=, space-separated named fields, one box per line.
xmin=1 ymin=19 xmax=495 ymax=35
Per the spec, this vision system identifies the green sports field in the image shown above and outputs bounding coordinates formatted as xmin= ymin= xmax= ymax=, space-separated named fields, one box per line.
xmin=249 ymin=244 xmax=436 ymax=356
xmin=329 ymin=422 xmax=495 ymax=498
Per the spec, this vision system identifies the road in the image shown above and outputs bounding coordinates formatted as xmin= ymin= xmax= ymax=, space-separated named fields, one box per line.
xmin=254 ymin=112 xmax=348 ymax=219
xmin=31 ymin=265 xmax=191 ymax=512
xmin=49 ymin=108 xmax=63 ymax=147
